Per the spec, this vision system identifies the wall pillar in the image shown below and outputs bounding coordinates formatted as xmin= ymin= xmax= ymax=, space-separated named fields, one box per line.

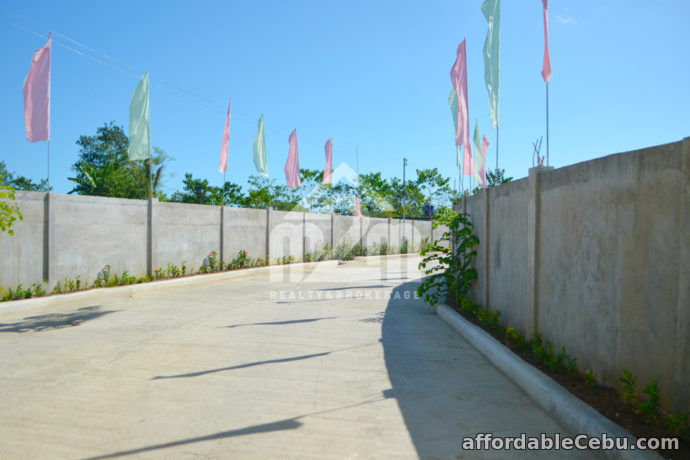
xmin=219 ymin=206 xmax=225 ymax=264
xmin=330 ymin=211 xmax=334 ymax=255
xmin=387 ymin=216 xmax=391 ymax=252
xmin=526 ymin=167 xmax=551 ymax=336
xmin=147 ymin=197 xmax=158 ymax=276
xmin=302 ymin=212 xmax=306 ymax=262
xmin=674 ymin=137 xmax=690 ymax=411
xmin=482 ymin=187 xmax=491 ymax=309
xmin=265 ymin=207 xmax=271 ymax=264
xmin=43 ymin=193 xmax=53 ymax=282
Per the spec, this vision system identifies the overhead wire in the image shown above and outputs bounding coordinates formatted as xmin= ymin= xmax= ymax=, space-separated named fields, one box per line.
xmin=0 ymin=7 xmax=368 ymax=165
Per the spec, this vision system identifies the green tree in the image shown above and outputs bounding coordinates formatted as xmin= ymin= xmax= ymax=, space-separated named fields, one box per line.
xmin=168 ymin=174 xmax=247 ymax=207
xmin=359 ymin=172 xmax=395 ymax=217
xmin=244 ymin=175 xmax=298 ymax=210
xmin=0 ymin=162 xmax=51 ymax=192
xmin=0 ymin=171 xmax=23 ymax=236
xmin=68 ymin=122 xmax=172 ymax=199
xmin=472 ymin=168 xmax=513 ymax=194
xmin=414 ymin=168 xmax=455 ymax=213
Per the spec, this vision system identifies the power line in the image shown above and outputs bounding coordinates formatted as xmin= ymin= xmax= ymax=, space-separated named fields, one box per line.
xmin=0 ymin=7 xmax=366 ymax=166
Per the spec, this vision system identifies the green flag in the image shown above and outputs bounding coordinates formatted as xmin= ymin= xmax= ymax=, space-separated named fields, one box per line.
xmin=482 ymin=0 xmax=500 ymax=128
xmin=128 ymin=72 xmax=150 ymax=160
xmin=449 ymin=89 xmax=462 ymax=169
xmin=473 ymin=122 xmax=484 ymax=184
xmin=253 ymin=114 xmax=268 ymax=176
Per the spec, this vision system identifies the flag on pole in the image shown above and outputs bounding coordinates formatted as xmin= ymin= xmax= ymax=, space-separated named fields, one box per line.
xmin=322 ymin=138 xmax=333 ymax=184
xmin=481 ymin=136 xmax=489 ymax=188
xmin=23 ymin=33 xmax=51 ymax=142
xmin=481 ymin=0 xmax=500 ymax=128
xmin=541 ymin=0 xmax=552 ymax=82
xmin=253 ymin=114 xmax=268 ymax=176
xmin=450 ymin=39 xmax=470 ymax=149
xmin=473 ymin=123 xmax=486 ymax=188
xmin=448 ymin=90 xmax=462 ymax=169
xmin=218 ymin=97 xmax=231 ymax=173
xmin=449 ymin=90 xmax=465 ymax=172
xmin=354 ymin=194 xmax=363 ymax=217
xmin=450 ymin=40 xmax=474 ymax=177
xmin=285 ymin=129 xmax=301 ymax=188
xmin=128 ymin=72 xmax=151 ymax=160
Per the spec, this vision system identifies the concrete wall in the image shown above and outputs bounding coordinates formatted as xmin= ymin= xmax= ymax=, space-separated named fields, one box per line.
xmin=155 ymin=201 xmax=220 ymax=272
xmin=456 ymin=138 xmax=689 ymax=412
xmin=0 ymin=191 xmax=46 ymax=288
xmin=362 ymin=217 xmax=388 ymax=248
xmin=223 ymin=207 xmax=267 ymax=261
xmin=0 ymin=193 xmax=439 ymax=287
xmin=304 ymin=213 xmax=330 ymax=254
xmin=268 ymin=210 xmax=303 ymax=262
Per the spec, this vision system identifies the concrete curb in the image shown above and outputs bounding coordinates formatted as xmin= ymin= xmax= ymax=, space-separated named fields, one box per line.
xmin=436 ymin=304 xmax=662 ymax=460
xmin=0 ymin=260 xmax=339 ymax=314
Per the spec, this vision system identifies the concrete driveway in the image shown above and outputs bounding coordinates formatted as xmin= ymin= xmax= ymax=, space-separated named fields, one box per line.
xmin=0 ymin=255 xmax=589 ymax=459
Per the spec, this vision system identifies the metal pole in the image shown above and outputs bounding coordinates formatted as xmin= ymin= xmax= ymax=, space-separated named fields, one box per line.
xmin=402 ymin=157 xmax=407 ymax=248
xmin=356 ymin=147 xmax=360 ymax=193
xmin=223 ymin=171 xmax=226 ymax=207
xmin=47 ymin=141 xmax=50 ymax=191
xmin=496 ymin=124 xmax=499 ymax=171
xmin=546 ymin=82 xmax=550 ymax=167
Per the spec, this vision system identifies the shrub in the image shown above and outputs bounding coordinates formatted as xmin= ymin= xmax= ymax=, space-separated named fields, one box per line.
xmin=619 ymin=369 xmax=639 ymax=410
xmin=417 ymin=209 xmax=479 ymax=306
xmin=638 ymin=379 xmax=660 ymax=421
xmin=230 ymin=250 xmax=249 ymax=269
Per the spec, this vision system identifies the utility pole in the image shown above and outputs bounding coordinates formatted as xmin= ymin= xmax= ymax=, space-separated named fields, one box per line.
xmin=402 ymin=157 xmax=407 ymax=247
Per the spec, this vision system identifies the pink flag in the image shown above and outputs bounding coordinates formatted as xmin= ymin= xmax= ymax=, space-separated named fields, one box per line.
xmin=480 ymin=136 xmax=490 ymax=188
xmin=285 ymin=129 xmax=301 ymax=188
xmin=463 ymin=144 xmax=475 ymax=177
xmin=23 ymin=33 xmax=51 ymax=142
xmin=450 ymin=39 xmax=470 ymax=149
xmin=218 ymin=97 xmax=231 ymax=173
xmin=322 ymin=138 xmax=333 ymax=184
xmin=541 ymin=0 xmax=552 ymax=82
xmin=354 ymin=194 xmax=363 ymax=217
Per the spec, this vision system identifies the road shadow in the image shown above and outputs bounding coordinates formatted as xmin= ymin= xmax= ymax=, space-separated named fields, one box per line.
xmin=0 ymin=306 xmax=117 ymax=333
xmin=381 ymin=281 xmax=473 ymax=458
xmin=85 ymin=418 xmax=302 ymax=459
xmin=317 ymin=284 xmax=389 ymax=291
xmin=225 ymin=317 xmax=336 ymax=328
xmin=86 ymin=397 xmax=385 ymax=459
xmin=381 ymin=282 xmax=588 ymax=459
xmin=152 ymin=352 xmax=331 ymax=380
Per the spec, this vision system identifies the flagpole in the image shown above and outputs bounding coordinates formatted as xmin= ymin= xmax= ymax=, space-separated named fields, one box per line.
xmin=148 ymin=158 xmax=152 ymax=198
xmin=495 ymin=125 xmax=499 ymax=171
xmin=46 ymin=141 xmax=50 ymax=191
xmin=222 ymin=171 xmax=226 ymax=207
xmin=546 ymin=81 xmax=550 ymax=167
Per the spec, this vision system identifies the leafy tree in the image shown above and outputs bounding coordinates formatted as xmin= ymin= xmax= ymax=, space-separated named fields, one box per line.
xmin=0 ymin=171 xmax=23 ymax=236
xmin=414 ymin=168 xmax=455 ymax=213
xmin=359 ymin=172 xmax=395 ymax=217
xmin=168 ymin=174 xmax=245 ymax=206
xmin=486 ymin=168 xmax=512 ymax=187
xmin=68 ymin=122 xmax=172 ymax=199
xmin=169 ymin=173 xmax=219 ymax=204
xmin=221 ymin=182 xmax=247 ymax=207
xmin=0 ymin=161 xmax=51 ymax=192
xmin=244 ymin=175 xmax=298 ymax=210
xmin=472 ymin=168 xmax=513 ymax=194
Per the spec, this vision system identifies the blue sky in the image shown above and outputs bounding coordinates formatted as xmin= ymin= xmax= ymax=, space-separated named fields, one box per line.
xmin=1 ymin=0 xmax=688 ymax=195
